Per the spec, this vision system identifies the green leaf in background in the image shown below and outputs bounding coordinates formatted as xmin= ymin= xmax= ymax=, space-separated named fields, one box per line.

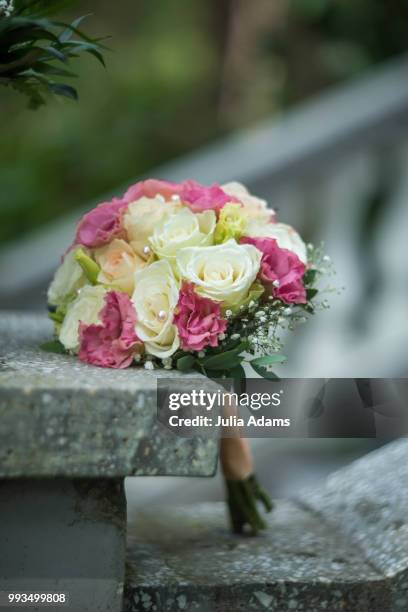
xmin=48 ymin=81 xmax=77 ymax=99
xmin=39 ymin=339 xmax=66 ymax=354
xmin=58 ymin=14 xmax=93 ymax=43
xmin=0 ymin=10 xmax=106 ymax=108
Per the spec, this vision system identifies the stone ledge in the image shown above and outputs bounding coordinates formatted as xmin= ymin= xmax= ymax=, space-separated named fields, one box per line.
xmin=0 ymin=312 xmax=219 ymax=478
xmin=124 ymin=501 xmax=388 ymax=612
xmin=297 ymin=438 xmax=408 ymax=612
xmin=124 ymin=440 xmax=408 ymax=612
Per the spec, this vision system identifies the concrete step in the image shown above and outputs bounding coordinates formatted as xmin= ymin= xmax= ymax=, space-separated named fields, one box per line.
xmin=124 ymin=439 xmax=408 ymax=612
xmin=124 ymin=501 xmax=385 ymax=612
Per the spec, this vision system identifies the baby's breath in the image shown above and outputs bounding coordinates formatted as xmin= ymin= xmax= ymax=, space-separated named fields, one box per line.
xmin=220 ymin=242 xmax=335 ymax=359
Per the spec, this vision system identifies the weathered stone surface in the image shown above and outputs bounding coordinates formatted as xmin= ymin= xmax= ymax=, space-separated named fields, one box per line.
xmin=297 ymin=438 xmax=408 ymax=611
xmin=124 ymin=501 xmax=387 ymax=612
xmin=0 ymin=312 xmax=219 ymax=477
xmin=125 ymin=440 xmax=408 ymax=611
xmin=0 ymin=478 xmax=126 ymax=611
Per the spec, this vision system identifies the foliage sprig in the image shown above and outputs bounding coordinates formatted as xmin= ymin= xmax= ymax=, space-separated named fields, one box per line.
xmin=0 ymin=2 xmax=106 ymax=108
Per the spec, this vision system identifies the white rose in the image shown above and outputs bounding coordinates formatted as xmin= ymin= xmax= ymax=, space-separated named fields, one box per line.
xmin=245 ymin=221 xmax=307 ymax=263
xmin=132 ymin=260 xmax=180 ymax=358
xmin=176 ymin=239 xmax=261 ymax=306
xmin=47 ymin=246 xmax=87 ymax=306
xmin=149 ymin=208 xmax=216 ymax=262
xmin=222 ymin=182 xmax=274 ymax=224
xmin=123 ymin=196 xmax=180 ymax=260
xmin=59 ymin=285 xmax=107 ymax=352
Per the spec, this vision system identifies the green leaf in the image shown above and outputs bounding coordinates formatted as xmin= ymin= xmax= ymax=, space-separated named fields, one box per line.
xmin=202 ymin=354 xmax=243 ymax=371
xmin=228 ymin=364 xmax=247 ymax=394
xmin=202 ymin=342 xmax=247 ymax=370
xmin=0 ymin=23 xmax=60 ymax=48
xmin=74 ymin=248 xmax=100 ymax=281
xmin=43 ymin=46 xmax=67 ymax=63
xmin=250 ymin=354 xmax=286 ymax=368
xmin=208 ymin=336 xmax=243 ymax=355
xmin=301 ymin=303 xmax=315 ymax=314
xmin=48 ymin=310 xmax=64 ymax=324
xmin=226 ymin=281 xmax=265 ymax=316
xmin=303 ymin=268 xmax=317 ymax=285
xmin=60 ymin=40 xmax=106 ymax=66
xmin=229 ymin=364 xmax=246 ymax=379
xmin=203 ymin=368 xmax=227 ymax=379
xmin=250 ymin=362 xmax=280 ymax=379
xmin=250 ymin=355 xmax=285 ymax=379
xmin=176 ymin=354 xmax=196 ymax=371
xmin=20 ymin=68 xmax=50 ymax=84
xmin=48 ymin=82 xmax=78 ymax=100
xmin=306 ymin=288 xmax=318 ymax=301
xmin=40 ymin=340 xmax=66 ymax=354
xmin=59 ymin=14 xmax=92 ymax=43
xmin=32 ymin=62 xmax=76 ymax=78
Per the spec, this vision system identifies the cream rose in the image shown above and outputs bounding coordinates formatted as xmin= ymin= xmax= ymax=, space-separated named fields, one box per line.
xmin=149 ymin=208 xmax=216 ymax=261
xmin=59 ymin=285 xmax=107 ymax=352
xmin=95 ymin=238 xmax=146 ymax=294
xmin=123 ymin=196 xmax=180 ymax=260
xmin=222 ymin=182 xmax=274 ymax=224
xmin=245 ymin=221 xmax=307 ymax=263
xmin=176 ymin=239 xmax=261 ymax=306
xmin=132 ymin=260 xmax=180 ymax=358
xmin=47 ymin=246 xmax=87 ymax=306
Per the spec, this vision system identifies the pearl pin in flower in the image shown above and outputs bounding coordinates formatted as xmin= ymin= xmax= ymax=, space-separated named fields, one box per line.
xmin=158 ymin=310 xmax=167 ymax=321
xmin=143 ymin=245 xmax=151 ymax=256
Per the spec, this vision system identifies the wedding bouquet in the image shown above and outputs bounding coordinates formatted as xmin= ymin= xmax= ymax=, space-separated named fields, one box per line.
xmin=46 ymin=178 xmax=333 ymax=535
xmin=47 ymin=179 xmax=331 ymax=379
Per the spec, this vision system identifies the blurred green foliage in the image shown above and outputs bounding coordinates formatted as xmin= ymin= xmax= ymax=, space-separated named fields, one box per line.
xmin=0 ymin=0 xmax=407 ymax=244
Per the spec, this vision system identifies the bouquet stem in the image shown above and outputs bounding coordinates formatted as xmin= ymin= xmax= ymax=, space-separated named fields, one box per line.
xmin=225 ymin=473 xmax=273 ymax=535
xmin=220 ymin=399 xmax=273 ymax=535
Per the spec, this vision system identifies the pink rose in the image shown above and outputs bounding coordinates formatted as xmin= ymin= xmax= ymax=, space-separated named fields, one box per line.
xmin=75 ymin=198 xmax=127 ymax=248
xmin=173 ymin=282 xmax=228 ymax=352
xmin=78 ymin=291 xmax=143 ymax=369
xmin=124 ymin=179 xmax=182 ymax=203
xmin=179 ymin=180 xmax=239 ymax=214
xmin=241 ymin=237 xmax=306 ymax=304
